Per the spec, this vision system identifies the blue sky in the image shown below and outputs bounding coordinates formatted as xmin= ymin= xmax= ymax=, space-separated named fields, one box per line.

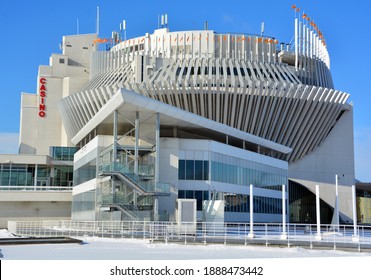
xmin=0 ymin=0 xmax=370 ymax=181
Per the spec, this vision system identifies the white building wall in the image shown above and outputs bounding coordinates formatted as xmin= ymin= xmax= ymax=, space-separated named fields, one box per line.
xmin=18 ymin=34 xmax=97 ymax=155
xmin=289 ymin=108 xmax=355 ymax=222
xmin=19 ymin=93 xmax=38 ymax=154
xmin=0 ymin=191 xmax=71 ymax=228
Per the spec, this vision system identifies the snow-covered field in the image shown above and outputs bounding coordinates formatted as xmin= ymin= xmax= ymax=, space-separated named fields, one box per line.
xmin=2 ymin=229 xmax=371 ymax=279
xmin=1 ymin=229 xmax=371 ymax=260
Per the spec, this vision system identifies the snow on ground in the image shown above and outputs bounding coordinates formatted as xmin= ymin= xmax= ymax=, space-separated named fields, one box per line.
xmin=0 ymin=229 xmax=17 ymax=238
xmin=1 ymin=234 xmax=371 ymax=260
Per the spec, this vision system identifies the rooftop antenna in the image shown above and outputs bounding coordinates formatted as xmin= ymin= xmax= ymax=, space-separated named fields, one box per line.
xmin=161 ymin=14 xmax=165 ymax=28
xmin=261 ymin=21 xmax=265 ymax=36
xmin=165 ymin=13 xmax=168 ymax=28
xmin=204 ymin=21 xmax=208 ymax=30
xmin=96 ymin=6 xmax=100 ymax=36
xmin=123 ymin=20 xmax=126 ymax=41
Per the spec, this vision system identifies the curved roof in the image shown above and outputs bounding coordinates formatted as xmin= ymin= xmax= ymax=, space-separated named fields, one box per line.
xmin=58 ymin=30 xmax=349 ymax=163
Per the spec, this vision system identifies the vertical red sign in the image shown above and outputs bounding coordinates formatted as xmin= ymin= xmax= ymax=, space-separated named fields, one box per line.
xmin=38 ymin=77 xmax=47 ymax=117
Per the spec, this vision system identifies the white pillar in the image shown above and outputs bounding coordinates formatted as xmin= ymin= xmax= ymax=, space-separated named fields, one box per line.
xmin=155 ymin=113 xmax=160 ymax=187
xmin=334 ymin=174 xmax=340 ymax=231
xmin=134 ymin=111 xmax=139 ymax=176
xmin=34 ymin=164 xmax=38 ymax=189
xmin=248 ymin=184 xmax=254 ymax=238
xmin=113 ymin=110 xmax=118 ymax=163
xmin=315 ymin=185 xmax=322 ymax=240
xmin=154 ymin=197 xmax=159 ymax=221
xmin=281 ymin=184 xmax=287 ymax=240
xmin=352 ymin=185 xmax=359 ymax=242
xmin=112 ymin=110 xmax=118 ymax=196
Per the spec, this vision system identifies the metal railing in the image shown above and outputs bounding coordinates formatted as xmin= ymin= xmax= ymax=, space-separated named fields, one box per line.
xmin=7 ymin=220 xmax=371 ymax=251
xmin=0 ymin=186 xmax=72 ymax=191
xmin=99 ymin=162 xmax=170 ymax=194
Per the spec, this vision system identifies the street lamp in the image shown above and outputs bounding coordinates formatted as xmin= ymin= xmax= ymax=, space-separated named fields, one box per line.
xmin=334 ymin=174 xmax=344 ymax=231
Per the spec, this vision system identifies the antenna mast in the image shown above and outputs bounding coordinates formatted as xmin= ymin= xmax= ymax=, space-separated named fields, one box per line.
xmin=96 ymin=6 xmax=100 ymax=35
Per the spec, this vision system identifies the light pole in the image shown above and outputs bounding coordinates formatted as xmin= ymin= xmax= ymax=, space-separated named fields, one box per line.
xmin=334 ymin=174 xmax=344 ymax=232
xmin=352 ymin=185 xmax=359 ymax=242
xmin=248 ymin=184 xmax=255 ymax=239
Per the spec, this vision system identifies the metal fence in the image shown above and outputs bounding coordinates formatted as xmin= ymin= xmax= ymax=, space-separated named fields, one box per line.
xmin=7 ymin=220 xmax=371 ymax=251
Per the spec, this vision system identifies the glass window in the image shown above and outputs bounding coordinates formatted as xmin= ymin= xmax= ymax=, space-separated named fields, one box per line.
xmin=185 ymin=160 xmax=194 ymax=180
xmin=185 ymin=190 xmax=194 ymax=199
xmin=203 ymin=161 xmax=209 ymax=180
xmin=194 ymin=161 xmax=203 ymax=180
xmin=178 ymin=190 xmax=185 ymax=199
xmin=195 ymin=191 xmax=203 ymax=210
xmin=178 ymin=160 xmax=185 ymax=180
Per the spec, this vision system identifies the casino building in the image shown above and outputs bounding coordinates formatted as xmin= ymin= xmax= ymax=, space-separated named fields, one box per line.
xmin=0 ymin=12 xmax=356 ymax=225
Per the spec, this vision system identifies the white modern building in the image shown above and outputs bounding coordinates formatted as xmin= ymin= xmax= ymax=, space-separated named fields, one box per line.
xmin=0 ymin=14 xmax=356 ymax=226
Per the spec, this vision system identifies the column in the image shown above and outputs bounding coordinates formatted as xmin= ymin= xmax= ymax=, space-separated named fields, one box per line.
xmin=34 ymin=164 xmax=38 ymax=189
xmin=134 ymin=111 xmax=139 ymax=176
xmin=334 ymin=174 xmax=340 ymax=231
xmin=113 ymin=110 xmax=118 ymax=163
xmin=352 ymin=185 xmax=359 ymax=242
xmin=281 ymin=184 xmax=287 ymax=240
xmin=155 ymin=113 xmax=160 ymax=187
xmin=112 ymin=110 xmax=118 ymax=197
xmin=248 ymin=184 xmax=255 ymax=238
xmin=154 ymin=113 xmax=160 ymax=221
xmin=315 ymin=185 xmax=322 ymax=240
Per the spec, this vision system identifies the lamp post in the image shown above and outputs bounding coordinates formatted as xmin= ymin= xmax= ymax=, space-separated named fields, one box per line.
xmin=352 ymin=185 xmax=359 ymax=242
xmin=281 ymin=184 xmax=287 ymax=240
xmin=248 ymin=184 xmax=255 ymax=239
xmin=315 ymin=185 xmax=322 ymax=240
xmin=334 ymin=174 xmax=344 ymax=232
xmin=334 ymin=174 xmax=340 ymax=231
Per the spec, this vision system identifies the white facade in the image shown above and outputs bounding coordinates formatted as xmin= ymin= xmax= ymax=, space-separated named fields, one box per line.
xmin=19 ymin=33 xmax=97 ymax=155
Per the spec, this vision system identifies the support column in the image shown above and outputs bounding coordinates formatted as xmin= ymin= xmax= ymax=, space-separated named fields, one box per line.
xmin=112 ymin=110 xmax=118 ymax=196
xmin=113 ymin=110 xmax=118 ymax=163
xmin=134 ymin=111 xmax=139 ymax=176
xmin=333 ymin=174 xmax=340 ymax=231
xmin=281 ymin=184 xmax=287 ymax=240
xmin=352 ymin=185 xmax=359 ymax=242
xmin=248 ymin=184 xmax=255 ymax=238
xmin=34 ymin=164 xmax=38 ymax=189
xmin=315 ymin=185 xmax=322 ymax=240
xmin=154 ymin=197 xmax=159 ymax=221
xmin=155 ymin=113 xmax=160 ymax=187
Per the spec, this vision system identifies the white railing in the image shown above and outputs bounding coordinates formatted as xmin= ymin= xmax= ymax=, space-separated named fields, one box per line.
xmin=0 ymin=186 xmax=72 ymax=191
xmin=7 ymin=220 xmax=371 ymax=251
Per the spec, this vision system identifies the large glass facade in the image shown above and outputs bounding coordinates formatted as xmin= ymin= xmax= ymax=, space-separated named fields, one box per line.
xmin=178 ymin=160 xmax=209 ymax=181
xmin=210 ymin=152 xmax=287 ymax=190
xmin=0 ymin=163 xmax=73 ymax=187
xmin=73 ymin=147 xmax=98 ymax=186
xmin=178 ymin=151 xmax=287 ymax=217
xmin=178 ymin=190 xmax=284 ymax=214
xmin=73 ymin=158 xmax=96 ymax=185
xmin=50 ymin=146 xmax=78 ymax=161
xmin=178 ymin=153 xmax=287 ymax=189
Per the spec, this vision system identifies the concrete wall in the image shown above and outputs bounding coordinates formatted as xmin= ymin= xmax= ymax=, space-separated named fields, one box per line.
xmin=0 ymin=191 xmax=71 ymax=228
xmin=289 ymin=109 xmax=355 ymax=222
